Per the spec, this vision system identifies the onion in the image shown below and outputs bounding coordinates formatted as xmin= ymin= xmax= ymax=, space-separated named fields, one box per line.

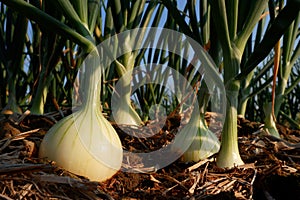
xmin=263 ymin=102 xmax=280 ymax=138
xmin=39 ymin=49 xmax=123 ymax=182
xmin=181 ymin=115 xmax=220 ymax=162
xmin=172 ymin=110 xmax=220 ymax=162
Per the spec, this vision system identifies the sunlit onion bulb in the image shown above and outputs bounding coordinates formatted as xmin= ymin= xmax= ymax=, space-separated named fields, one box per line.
xmin=39 ymin=49 xmax=123 ymax=181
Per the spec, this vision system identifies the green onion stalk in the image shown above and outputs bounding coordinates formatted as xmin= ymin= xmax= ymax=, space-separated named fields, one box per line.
xmin=261 ymin=1 xmax=282 ymax=138
xmin=238 ymin=60 xmax=274 ymax=121
xmin=217 ymin=52 xmax=244 ymax=168
xmin=103 ymin=0 xmax=142 ymax=126
xmin=263 ymin=11 xmax=299 ymax=137
xmin=235 ymin=0 xmax=300 ymax=122
xmin=263 ymin=102 xmax=280 ymax=138
xmin=0 ymin=7 xmax=28 ymax=114
xmin=0 ymin=0 xmax=96 ymax=114
xmin=111 ymin=49 xmax=143 ymax=125
xmin=274 ymin=13 xmax=300 ymax=120
xmin=30 ymin=32 xmax=64 ymax=114
xmin=237 ymin=9 xmax=268 ymax=118
xmin=212 ymin=0 xmax=300 ymax=167
xmin=134 ymin=11 xmax=172 ymax=116
xmin=237 ymin=37 xmax=255 ymax=117
xmin=210 ymin=0 xmax=269 ymax=168
xmin=105 ymin=0 xmax=159 ymax=126
xmin=3 ymin=65 xmax=22 ymax=114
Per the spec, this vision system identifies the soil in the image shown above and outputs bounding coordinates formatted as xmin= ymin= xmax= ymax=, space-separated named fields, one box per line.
xmin=0 ymin=109 xmax=300 ymax=200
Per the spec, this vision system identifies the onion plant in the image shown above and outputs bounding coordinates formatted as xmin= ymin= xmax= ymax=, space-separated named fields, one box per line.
xmin=239 ymin=4 xmax=300 ymax=135
xmin=0 ymin=0 xmax=124 ymax=181
xmin=29 ymin=1 xmax=68 ymax=114
xmin=208 ymin=0 xmax=271 ymax=167
xmin=284 ymin=60 xmax=300 ymax=129
xmin=273 ymin=12 xmax=300 ymax=120
xmin=264 ymin=10 xmax=300 ymax=135
xmin=0 ymin=4 xmax=28 ymax=114
xmin=133 ymin=50 xmax=170 ymax=121
xmin=177 ymin=83 xmax=221 ymax=162
xmin=237 ymin=14 xmax=268 ymax=117
xmin=39 ymin=48 xmax=123 ymax=182
xmin=211 ymin=0 xmax=300 ymax=167
xmin=95 ymin=0 xmax=161 ymax=125
xmin=164 ymin=0 xmax=300 ymax=168
xmin=160 ymin=0 xmax=224 ymax=162
xmin=1 ymin=0 xmax=300 ymax=176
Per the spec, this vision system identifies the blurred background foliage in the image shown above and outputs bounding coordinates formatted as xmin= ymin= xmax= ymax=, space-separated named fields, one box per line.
xmin=0 ymin=0 xmax=299 ymax=129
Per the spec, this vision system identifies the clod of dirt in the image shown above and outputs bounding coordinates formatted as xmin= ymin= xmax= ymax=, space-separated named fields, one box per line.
xmin=0 ymin=119 xmax=21 ymax=138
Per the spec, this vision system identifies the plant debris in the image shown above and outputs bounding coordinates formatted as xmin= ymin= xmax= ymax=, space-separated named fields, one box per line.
xmin=0 ymin=110 xmax=300 ymax=199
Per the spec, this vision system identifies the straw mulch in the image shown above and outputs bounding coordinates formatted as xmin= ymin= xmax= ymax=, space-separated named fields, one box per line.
xmin=1 ymin=110 xmax=300 ymax=199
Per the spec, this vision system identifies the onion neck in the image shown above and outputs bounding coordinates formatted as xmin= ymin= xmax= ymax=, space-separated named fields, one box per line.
xmin=81 ymin=50 xmax=102 ymax=112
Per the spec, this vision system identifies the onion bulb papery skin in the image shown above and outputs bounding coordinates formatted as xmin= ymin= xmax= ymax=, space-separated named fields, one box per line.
xmin=172 ymin=112 xmax=220 ymax=163
xmin=181 ymin=116 xmax=220 ymax=162
xmin=111 ymin=69 xmax=142 ymax=126
xmin=39 ymin=49 xmax=123 ymax=182
xmin=112 ymin=98 xmax=143 ymax=126
xmin=39 ymin=109 xmax=123 ymax=182
xmin=263 ymin=103 xmax=280 ymax=138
